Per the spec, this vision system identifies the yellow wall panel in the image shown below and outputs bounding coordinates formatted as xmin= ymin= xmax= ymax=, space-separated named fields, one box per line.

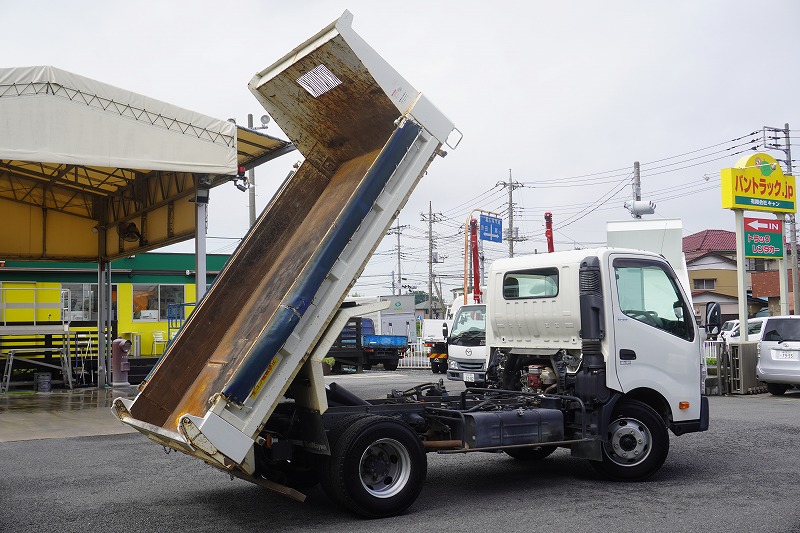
xmin=0 ymin=199 xmax=43 ymax=257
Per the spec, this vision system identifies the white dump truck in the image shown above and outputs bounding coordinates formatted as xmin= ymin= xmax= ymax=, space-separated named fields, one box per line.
xmin=113 ymin=12 xmax=711 ymax=519
xmin=485 ymin=248 xmax=710 ymax=477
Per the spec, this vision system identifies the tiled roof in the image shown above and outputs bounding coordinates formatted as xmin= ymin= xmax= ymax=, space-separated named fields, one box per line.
xmin=683 ymin=230 xmax=736 ymax=252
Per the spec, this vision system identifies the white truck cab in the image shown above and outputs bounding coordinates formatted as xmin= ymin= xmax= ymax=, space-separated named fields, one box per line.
xmin=487 ymin=247 xmax=707 ymax=439
xmin=446 ymin=301 xmax=487 ymax=385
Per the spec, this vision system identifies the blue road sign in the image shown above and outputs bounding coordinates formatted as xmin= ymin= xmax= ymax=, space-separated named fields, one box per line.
xmin=479 ymin=214 xmax=503 ymax=243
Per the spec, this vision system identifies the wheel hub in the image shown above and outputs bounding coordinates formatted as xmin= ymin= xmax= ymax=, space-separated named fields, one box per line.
xmin=358 ymin=438 xmax=411 ymax=498
xmin=363 ymin=453 xmax=390 ymax=479
xmin=606 ymin=417 xmax=651 ymax=465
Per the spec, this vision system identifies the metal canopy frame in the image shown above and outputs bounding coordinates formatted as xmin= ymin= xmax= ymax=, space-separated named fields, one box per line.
xmin=0 ymin=67 xmax=296 ymax=387
xmin=0 ymin=125 xmax=294 ymax=262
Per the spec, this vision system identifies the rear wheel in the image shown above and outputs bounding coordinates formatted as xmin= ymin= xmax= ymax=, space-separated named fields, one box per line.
xmin=384 ymin=360 xmax=399 ymax=371
xmin=590 ymin=399 xmax=668 ymax=481
xmin=320 ymin=415 xmax=426 ymax=518
xmin=505 ymin=445 xmax=557 ymax=461
xmin=430 ymin=361 xmax=440 ymax=374
xmin=767 ymin=382 xmax=789 ymax=395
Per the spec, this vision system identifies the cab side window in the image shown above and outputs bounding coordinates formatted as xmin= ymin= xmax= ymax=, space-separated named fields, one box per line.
xmin=614 ymin=259 xmax=694 ymax=341
xmin=503 ymin=268 xmax=558 ymax=300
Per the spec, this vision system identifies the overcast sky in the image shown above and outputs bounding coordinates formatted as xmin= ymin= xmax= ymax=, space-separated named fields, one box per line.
xmin=3 ymin=1 xmax=799 ymax=300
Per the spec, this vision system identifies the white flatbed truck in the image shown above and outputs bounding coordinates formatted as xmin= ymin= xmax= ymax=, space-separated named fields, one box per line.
xmin=113 ymin=12 xmax=711 ymax=519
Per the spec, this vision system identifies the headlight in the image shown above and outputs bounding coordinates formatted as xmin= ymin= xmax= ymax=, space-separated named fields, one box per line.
xmin=449 ymin=360 xmax=458 ymax=369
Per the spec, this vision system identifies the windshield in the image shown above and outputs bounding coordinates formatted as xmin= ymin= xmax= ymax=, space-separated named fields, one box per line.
xmin=450 ymin=305 xmax=485 ymax=339
xmin=721 ymin=321 xmax=736 ymax=332
xmin=763 ymin=319 xmax=800 ymax=342
xmin=730 ymin=320 xmax=764 ymax=338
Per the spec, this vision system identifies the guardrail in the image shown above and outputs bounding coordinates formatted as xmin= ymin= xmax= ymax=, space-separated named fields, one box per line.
xmin=704 ymin=339 xmax=765 ymax=395
xmin=0 ymin=287 xmax=71 ymax=327
xmin=399 ymin=341 xmax=431 ymax=369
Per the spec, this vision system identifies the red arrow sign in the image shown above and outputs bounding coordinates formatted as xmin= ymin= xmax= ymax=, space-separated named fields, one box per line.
xmin=744 ymin=217 xmax=782 ymax=233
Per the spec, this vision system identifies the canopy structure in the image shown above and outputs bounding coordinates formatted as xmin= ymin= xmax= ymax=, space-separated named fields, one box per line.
xmin=0 ymin=66 xmax=294 ymax=262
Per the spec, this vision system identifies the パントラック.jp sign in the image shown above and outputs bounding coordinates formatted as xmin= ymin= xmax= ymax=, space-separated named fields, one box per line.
xmin=721 ymin=153 xmax=796 ymax=214
xmin=743 ymin=216 xmax=784 ymax=259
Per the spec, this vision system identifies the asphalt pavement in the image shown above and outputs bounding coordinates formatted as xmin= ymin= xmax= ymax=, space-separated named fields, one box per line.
xmin=2 ymin=370 xmax=800 ymax=533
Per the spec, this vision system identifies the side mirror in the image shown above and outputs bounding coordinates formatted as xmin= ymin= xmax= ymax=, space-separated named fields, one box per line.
xmin=441 ymin=322 xmax=449 ymax=339
xmin=673 ymin=301 xmax=684 ymax=319
xmin=705 ymin=302 xmax=721 ymax=329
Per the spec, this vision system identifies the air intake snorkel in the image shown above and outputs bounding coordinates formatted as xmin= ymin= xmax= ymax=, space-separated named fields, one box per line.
xmin=576 ymin=255 xmax=608 ymax=403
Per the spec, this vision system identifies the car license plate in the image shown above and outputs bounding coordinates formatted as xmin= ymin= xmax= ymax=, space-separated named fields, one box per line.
xmin=774 ymin=350 xmax=799 ymax=361
xmin=464 ymin=373 xmax=475 ymax=382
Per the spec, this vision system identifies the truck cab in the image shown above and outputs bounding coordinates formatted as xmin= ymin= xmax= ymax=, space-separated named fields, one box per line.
xmin=487 ymin=248 xmax=708 ymax=433
xmin=446 ymin=302 xmax=487 ymax=385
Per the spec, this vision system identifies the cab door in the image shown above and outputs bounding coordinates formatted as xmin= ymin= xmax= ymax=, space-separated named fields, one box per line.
xmin=606 ymin=253 xmax=701 ymax=422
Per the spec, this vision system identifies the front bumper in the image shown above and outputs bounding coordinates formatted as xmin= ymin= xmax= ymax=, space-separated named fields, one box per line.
xmin=670 ymin=396 xmax=709 ymax=435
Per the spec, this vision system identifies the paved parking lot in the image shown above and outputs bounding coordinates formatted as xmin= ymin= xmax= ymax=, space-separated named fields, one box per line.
xmin=1 ymin=371 xmax=799 ymax=533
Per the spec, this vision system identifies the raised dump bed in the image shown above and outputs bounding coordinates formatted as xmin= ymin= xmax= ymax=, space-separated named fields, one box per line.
xmin=115 ymin=10 xmax=456 ymax=479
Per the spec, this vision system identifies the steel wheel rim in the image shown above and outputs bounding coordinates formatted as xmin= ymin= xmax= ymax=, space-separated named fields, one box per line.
xmin=604 ymin=417 xmax=652 ymax=466
xmin=358 ymin=438 xmax=411 ymax=498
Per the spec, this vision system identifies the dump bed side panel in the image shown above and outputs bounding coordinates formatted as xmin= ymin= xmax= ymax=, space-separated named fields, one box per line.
xmin=125 ymin=12 xmax=455 ymax=444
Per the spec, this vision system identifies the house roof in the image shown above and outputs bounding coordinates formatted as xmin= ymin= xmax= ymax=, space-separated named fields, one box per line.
xmin=685 ymin=250 xmax=738 ymax=264
xmin=683 ymin=230 xmax=736 ymax=253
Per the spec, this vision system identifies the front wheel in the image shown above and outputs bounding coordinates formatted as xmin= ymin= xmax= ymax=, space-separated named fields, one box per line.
xmin=590 ymin=399 xmax=668 ymax=481
xmin=321 ymin=415 xmax=427 ymax=518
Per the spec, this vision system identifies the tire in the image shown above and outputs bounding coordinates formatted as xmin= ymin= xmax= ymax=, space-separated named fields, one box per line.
xmin=320 ymin=415 xmax=427 ymax=518
xmin=767 ymin=382 xmax=789 ymax=396
xmin=590 ymin=399 xmax=669 ymax=482
xmin=362 ymin=364 xmax=372 ymax=371
xmin=505 ymin=445 xmax=557 ymax=461
xmin=384 ymin=360 xmax=399 ymax=371
xmin=320 ymin=414 xmax=375 ymax=501
xmin=430 ymin=361 xmax=440 ymax=374
xmin=438 ymin=363 xmax=448 ymax=374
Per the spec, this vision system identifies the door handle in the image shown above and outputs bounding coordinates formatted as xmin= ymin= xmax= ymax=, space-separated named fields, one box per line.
xmin=619 ymin=349 xmax=637 ymax=360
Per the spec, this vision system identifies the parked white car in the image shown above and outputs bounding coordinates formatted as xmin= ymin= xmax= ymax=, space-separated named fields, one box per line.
xmin=726 ymin=317 xmax=768 ymax=343
xmin=756 ymin=315 xmax=800 ymax=395
xmin=719 ymin=320 xmax=738 ymax=341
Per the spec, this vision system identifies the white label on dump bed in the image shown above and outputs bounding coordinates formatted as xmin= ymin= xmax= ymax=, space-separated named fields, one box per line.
xmin=251 ymin=355 xmax=281 ymax=399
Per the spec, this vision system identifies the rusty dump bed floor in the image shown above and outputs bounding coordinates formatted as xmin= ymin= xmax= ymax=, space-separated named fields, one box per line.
xmin=130 ymin=148 xmax=386 ymax=430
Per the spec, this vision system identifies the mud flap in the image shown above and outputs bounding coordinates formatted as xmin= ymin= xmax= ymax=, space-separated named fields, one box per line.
xmin=571 ymin=439 xmax=602 ymax=461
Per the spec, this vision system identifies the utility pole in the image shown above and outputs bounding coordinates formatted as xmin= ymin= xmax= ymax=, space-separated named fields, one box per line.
xmin=624 ymin=161 xmax=655 ymax=218
xmin=247 ymin=114 xmax=256 ymax=227
xmin=387 ymin=220 xmax=408 ymax=295
xmin=397 ymin=219 xmax=402 ymax=294
xmin=632 ymin=161 xmax=641 ymax=219
xmin=432 ymin=274 xmax=446 ymax=319
xmin=497 ymin=169 xmax=524 ymax=257
xmin=421 ymin=202 xmax=444 ymax=317
xmin=765 ymin=124 xmax=796 ymax=313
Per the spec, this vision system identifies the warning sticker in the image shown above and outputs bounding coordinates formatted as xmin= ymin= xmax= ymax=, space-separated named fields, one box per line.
xmin=251 ymin=356 xmax=280 ymax=399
